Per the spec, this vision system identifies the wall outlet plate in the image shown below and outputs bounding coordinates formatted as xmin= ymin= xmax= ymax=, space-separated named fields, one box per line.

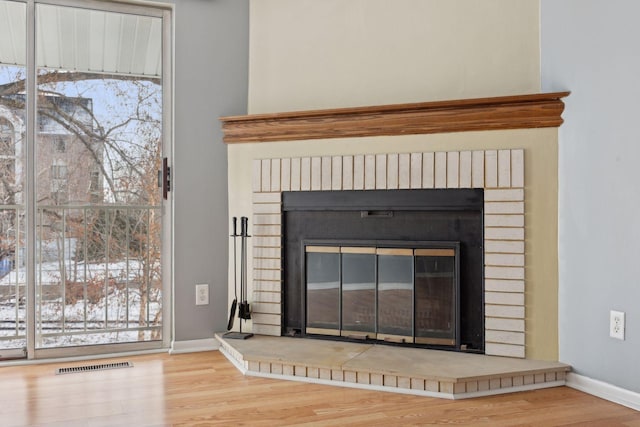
xmin=196 ymin=284 xmax=209 ymax=306
xmin=610 ymin=310 xmax=625 ymax=340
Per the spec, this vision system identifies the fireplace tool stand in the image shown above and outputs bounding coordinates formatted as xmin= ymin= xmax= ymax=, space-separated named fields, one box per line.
xmin=224 ymin=216 xmax=253 ymax=340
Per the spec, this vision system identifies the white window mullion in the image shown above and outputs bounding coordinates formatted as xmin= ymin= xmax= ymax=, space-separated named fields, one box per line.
xmin=25 ymin=0 xmax=37 ymax=359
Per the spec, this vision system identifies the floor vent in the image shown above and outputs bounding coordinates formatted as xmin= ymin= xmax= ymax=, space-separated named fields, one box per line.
xmin=55 ymin=361 xmax=133 ymax=375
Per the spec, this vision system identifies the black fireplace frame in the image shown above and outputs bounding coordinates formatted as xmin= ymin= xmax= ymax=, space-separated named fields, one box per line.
xmin=282 ymin=188 xmax=485 ymax=352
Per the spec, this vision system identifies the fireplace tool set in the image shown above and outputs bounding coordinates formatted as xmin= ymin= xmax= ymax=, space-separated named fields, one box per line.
xmin=224 ymin=216 xmax=253 ymax=340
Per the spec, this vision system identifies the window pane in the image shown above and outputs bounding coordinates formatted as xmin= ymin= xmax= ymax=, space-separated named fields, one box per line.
xmin=34 ymin=3 xmax=164 ymax=349
xmin=0 ymin=0 xmax=26 ymax=355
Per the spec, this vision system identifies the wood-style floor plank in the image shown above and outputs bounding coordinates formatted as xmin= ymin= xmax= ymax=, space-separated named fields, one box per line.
xmin=0 ymin=351 xmax=637 ymax=426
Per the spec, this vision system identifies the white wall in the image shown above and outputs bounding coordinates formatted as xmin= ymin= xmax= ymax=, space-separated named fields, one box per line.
xmin=249 ymin=0 xmax=540 ymax=113
xmin=542 ymin=0 xmax=640 ymax=392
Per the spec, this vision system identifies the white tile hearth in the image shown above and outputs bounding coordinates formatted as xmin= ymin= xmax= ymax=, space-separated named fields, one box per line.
xmin=216 ymin=334 xmax=569 ymax=400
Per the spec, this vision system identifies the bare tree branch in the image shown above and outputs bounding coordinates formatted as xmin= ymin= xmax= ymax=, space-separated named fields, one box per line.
xmin=0 ymin=70 xmax=160 ymax=96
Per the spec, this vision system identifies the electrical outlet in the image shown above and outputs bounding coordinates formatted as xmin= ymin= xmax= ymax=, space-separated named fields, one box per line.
xmin=196 ymin=284 xmax=209 ymax=306
xmin=610 ymin=310 xmax=625 ymax=340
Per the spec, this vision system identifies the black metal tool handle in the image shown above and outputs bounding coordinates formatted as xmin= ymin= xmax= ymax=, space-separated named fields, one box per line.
xmin=241 ymin=216 xmax=248 ymax=237
xmin=232 ymin=216 xmax=238 ymax=237
xmin=239 ymin=216 xmax=251 ymax=320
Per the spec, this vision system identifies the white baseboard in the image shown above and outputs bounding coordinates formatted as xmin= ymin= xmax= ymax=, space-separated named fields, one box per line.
xmin=170 ymin=338 xmax=220 ymax=354
xmin=566 ymin=372 xmax=640 ymax=411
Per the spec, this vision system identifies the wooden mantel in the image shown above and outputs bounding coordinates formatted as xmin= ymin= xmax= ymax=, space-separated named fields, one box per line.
xmin=220 ymin=92 xmax=569 ymax=143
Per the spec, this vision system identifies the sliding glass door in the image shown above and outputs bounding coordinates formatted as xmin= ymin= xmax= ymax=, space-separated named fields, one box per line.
xmin=0 ymin=0 xmax=172 ymax=359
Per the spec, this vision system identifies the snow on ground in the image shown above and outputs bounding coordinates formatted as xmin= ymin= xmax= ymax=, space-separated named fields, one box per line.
xmin=0 ymin=261 xmax=162 ymax=348
xmin=0 ymin=260 xmax=147 ymax=286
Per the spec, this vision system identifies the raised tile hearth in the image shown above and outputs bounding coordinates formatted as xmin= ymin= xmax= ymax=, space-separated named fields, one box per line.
xmin=215 ymin=333 xmax=570 ymax=400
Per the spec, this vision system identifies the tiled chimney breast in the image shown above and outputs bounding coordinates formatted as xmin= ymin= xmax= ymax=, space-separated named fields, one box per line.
xmin=250 ymin=149 xmax=526 ymax=358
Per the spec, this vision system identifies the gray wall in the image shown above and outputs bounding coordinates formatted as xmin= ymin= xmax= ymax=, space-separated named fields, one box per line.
xmin=170 ymin=0 xmax=249 ymax=341
xmin=542 ymin=0 xmax=640 ymax=392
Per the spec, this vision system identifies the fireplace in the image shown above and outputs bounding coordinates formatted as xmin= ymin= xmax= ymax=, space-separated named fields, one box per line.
xmin=221 ymin=90 xmax=566 ymax=361
xmin=219 ymin=93 xmax=568 ymax=393
xmin=249 ymin=149 xmax=528 ymax=358
xmin=282 ymin=189 xmax=484 ymax=352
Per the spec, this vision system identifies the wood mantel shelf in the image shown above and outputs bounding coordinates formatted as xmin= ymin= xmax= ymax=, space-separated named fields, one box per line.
xmin=220 ymin=92 xmax=569 ymax=143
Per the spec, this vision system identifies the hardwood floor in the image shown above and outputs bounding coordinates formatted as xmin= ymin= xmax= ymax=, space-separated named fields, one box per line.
xmin=0 ymin=351 xmax=637 ymax=426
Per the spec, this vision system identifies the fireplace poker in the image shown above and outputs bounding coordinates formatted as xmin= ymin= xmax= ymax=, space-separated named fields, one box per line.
xmin=239 ymin=216 xmax=252 ymax=321
xmin=226 ymin=217 xmax=238 ymax=331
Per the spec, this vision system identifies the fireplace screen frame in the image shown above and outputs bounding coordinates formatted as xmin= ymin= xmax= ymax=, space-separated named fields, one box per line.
xmin=303 ymin=240 xmax=461 ymax=349
xmin=282 ymin=188 xmax=485 ymax=353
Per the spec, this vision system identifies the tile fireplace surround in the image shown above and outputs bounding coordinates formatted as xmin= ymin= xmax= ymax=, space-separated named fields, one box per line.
xmin=220 ymin=92 xmax=572 ymax=361
xmin=249 ymin=149 xmax=526 ymax=358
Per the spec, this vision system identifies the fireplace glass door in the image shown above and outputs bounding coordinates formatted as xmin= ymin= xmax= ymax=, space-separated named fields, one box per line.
xmin=415 ymin=249 xmax=457 ymax=345
xmin=377 ymin=249 xmax=414 ymax=342
xmin=305 ymin=247 xmax=341 ymax=335
xmin=305 ymin=243 xmax=460 ymax=348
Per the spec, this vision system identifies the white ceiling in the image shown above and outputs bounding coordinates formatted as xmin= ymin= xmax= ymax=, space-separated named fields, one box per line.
xmin=0 ymin=1 xmax=162 ymax=78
